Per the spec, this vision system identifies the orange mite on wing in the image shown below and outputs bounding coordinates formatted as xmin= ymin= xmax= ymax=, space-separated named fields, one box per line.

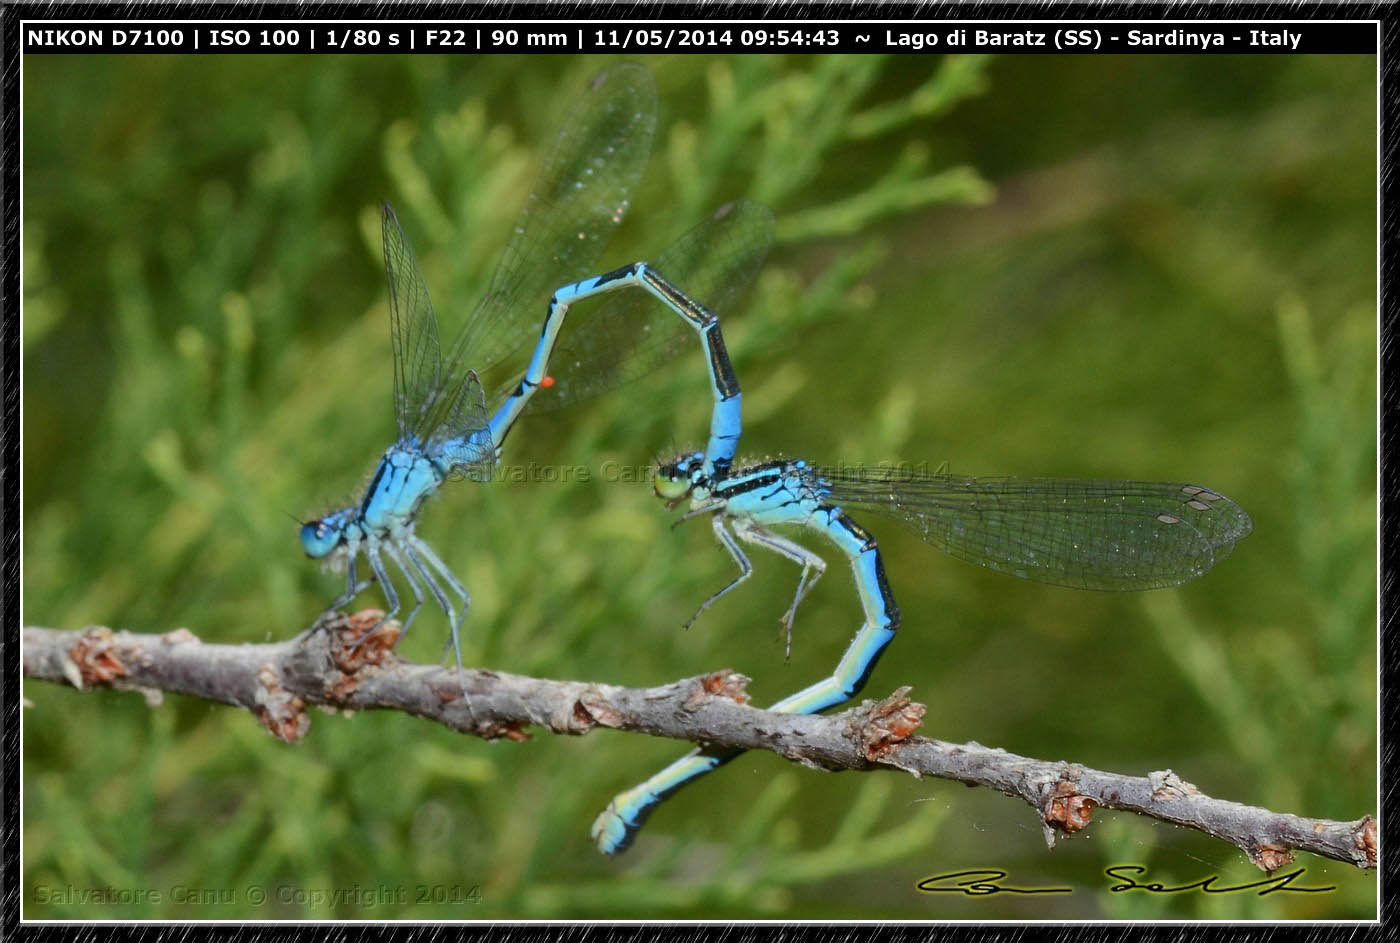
xmin=541 ymin=376 xmax=556 ymax=389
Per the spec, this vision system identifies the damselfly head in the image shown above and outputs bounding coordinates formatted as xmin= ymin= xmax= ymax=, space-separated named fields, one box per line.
xmin=299 ymin=513 xmax=346 ymax=559
xmin=653 ymin=451 xmax=705 ymax=509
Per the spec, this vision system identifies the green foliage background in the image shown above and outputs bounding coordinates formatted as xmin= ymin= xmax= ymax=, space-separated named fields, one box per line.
xmin=23 ymin=53 xmax=1375 ymax=919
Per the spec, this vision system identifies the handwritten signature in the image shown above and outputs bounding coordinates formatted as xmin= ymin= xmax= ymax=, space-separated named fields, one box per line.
xmin=917 ymin=870 xmax=1071 ymax=896
xmin=917 ymin=866 xmax=1336 ymax=898
xmin=1104 ymin=865 xmax=1335 ymax=896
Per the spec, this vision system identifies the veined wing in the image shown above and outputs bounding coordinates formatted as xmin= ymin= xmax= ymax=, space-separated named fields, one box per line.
xmin=414 ymin=62 xmax=658 ymax=443
xmin=382 ymin=204 xmax=452 ymax=442
xmin=819 ymin=467 xmax=1253 ymax=591
xmin=383 ymin=206 xmax=494 ymax=478
xmin=526 ymin=200 xmax=776 ymax=411
xmin=428 ymin=369 xmax=495 ymax=481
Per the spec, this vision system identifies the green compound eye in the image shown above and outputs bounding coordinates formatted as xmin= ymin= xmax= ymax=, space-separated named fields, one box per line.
xmin=652 ymin=465 xmax=691 ymax=501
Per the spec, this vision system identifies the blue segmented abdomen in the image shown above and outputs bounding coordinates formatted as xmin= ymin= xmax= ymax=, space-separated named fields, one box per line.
xmin=588 ymin=457 xmax=906 ymax=855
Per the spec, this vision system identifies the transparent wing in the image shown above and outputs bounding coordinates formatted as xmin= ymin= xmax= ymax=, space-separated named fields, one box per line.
xmin=428 ymin=370 xmax=496 ymax=482
xmin=415 ymin=62 xmax=657 ymax=441
xmin=526 ymin=200 xmax=776 ymax=411
xmin=819 ymin=467 xmax=1254 ymax=591
xmin=382 ymin=203 xmax=445 ymax=440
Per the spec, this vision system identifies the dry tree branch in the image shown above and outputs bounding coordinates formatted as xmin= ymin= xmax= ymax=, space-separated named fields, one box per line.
xmin=22 ymin=614 xmax=1376 ymax=873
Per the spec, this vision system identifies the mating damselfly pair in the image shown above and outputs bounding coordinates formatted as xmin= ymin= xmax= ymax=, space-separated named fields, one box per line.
xmin=299 ymin=63 xmax=1252 ymax=856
